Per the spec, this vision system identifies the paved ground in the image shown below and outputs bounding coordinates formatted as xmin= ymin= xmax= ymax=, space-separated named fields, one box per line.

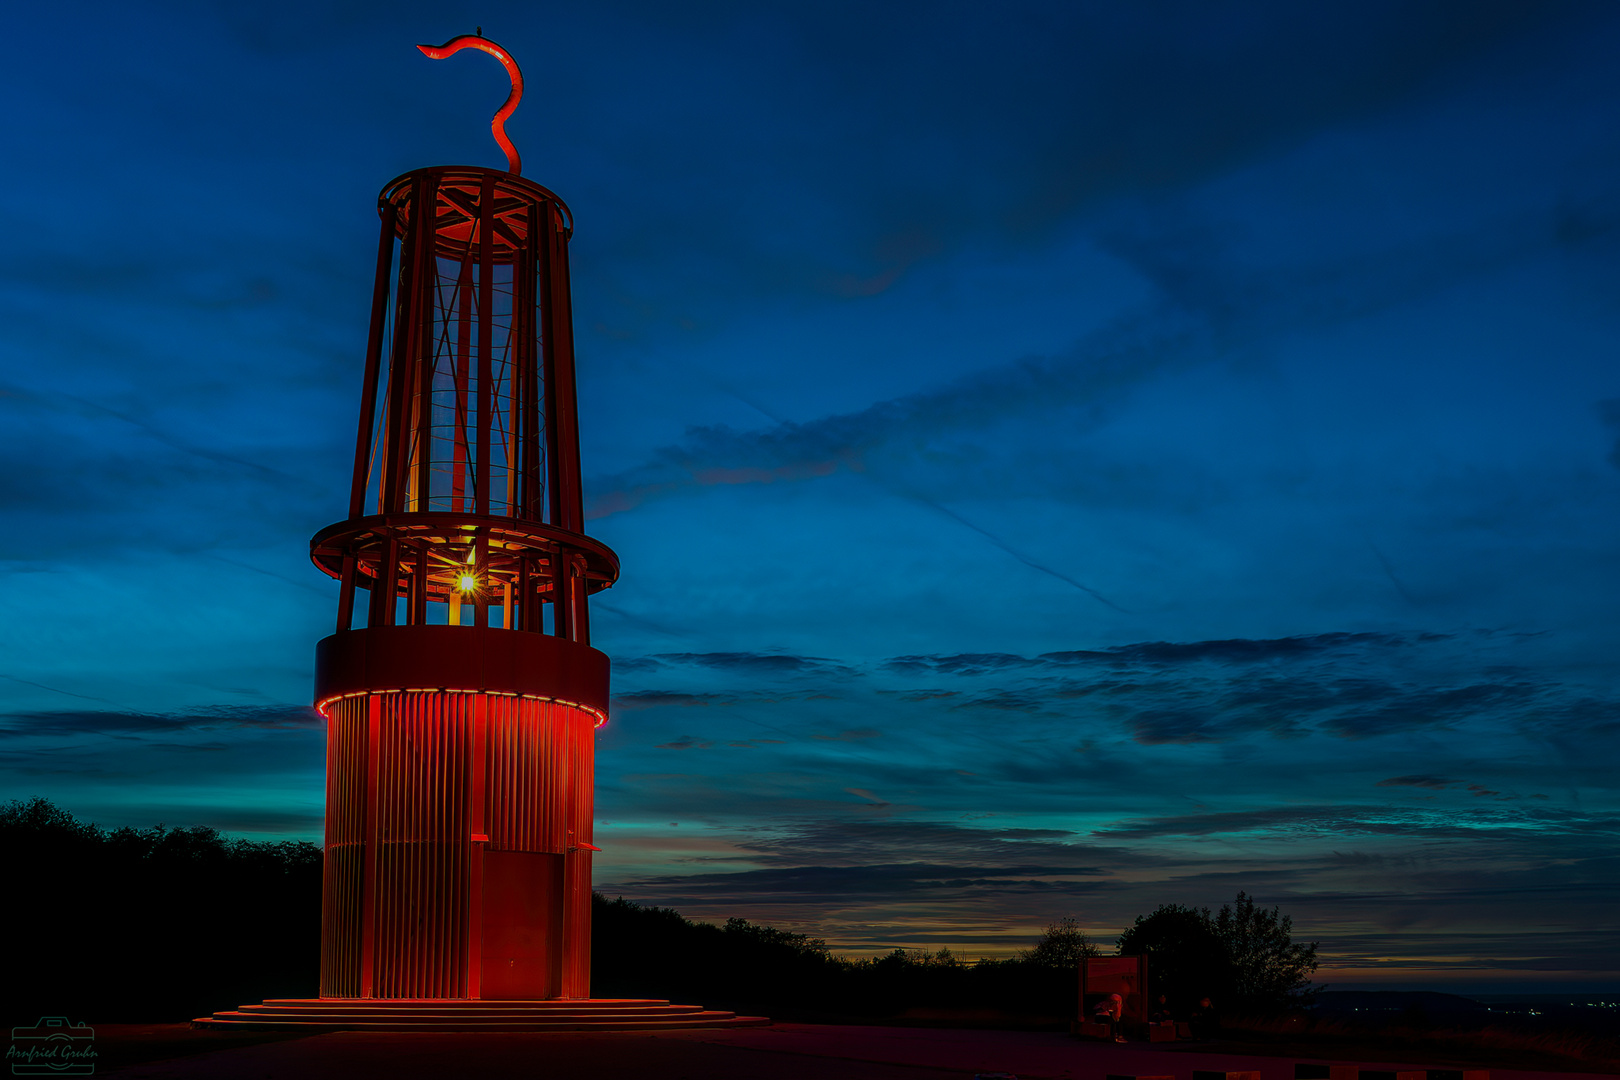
xmin=96 ymin=1023 xmax=1608 ymax=1080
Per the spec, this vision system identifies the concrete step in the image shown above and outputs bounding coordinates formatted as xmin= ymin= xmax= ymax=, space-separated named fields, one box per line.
xmin=191 ymin=999 xmax=771 ymax=1032
xmin=234 ymin=1002 xmax=706 ymax=1017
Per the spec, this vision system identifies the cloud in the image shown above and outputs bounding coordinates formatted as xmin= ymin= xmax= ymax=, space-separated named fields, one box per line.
xmin=654 ymin=735 xmax=713 ymax=750
xmin=885 ymin=654 xmax=1045 ymax=676
xmin=612 ymin=691 xmax=723 ymax=711
xmin=1378 ymin=775 xmax=1456 ymax=790
xmin=1324 ymin=681 xmax=1541 ymax=739
xmin=1041 ymin=632 xmax=1416 ymax=667
xmin=954 ymin=690 xmax=1046 ymax=714
xmin=603 ymin=862 xmax=1114 ymax=908
xmin=888 ymin=634 xmax=1428 ymax=679
xmin=0 ymin=704 xmax=321 ymax=740
xmin=652 ymin=652 xmax=845 ymax=675
xmin=1093 ymin=804 xmax=1620 ymax=841
xmin=730 ymin=819 xmax=1133 ymax=870
xmin=813 ymin=729 xmax=881 ymax=742
xmin=585 ymin=306 xmax=1206 ymax=522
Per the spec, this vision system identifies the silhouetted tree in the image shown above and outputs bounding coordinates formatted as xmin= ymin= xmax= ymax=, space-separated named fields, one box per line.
xmin=1117 ymin=893 xmax=1319 ymax=1015
xmin=1214 ymin=891 xmax=1319 ymax=1010
xmin=1116 ymin=902 xmax=1231 ymax=1008
xmin=1019 ymin=917 xmax=1100 ymax=967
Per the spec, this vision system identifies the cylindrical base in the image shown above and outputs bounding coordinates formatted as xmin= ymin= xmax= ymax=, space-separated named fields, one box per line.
xmin=315 ymin=627 xmax=607 ymax=1001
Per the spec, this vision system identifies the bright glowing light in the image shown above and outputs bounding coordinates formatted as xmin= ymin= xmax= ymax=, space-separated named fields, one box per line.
xmin=458 ymin=574 xmax=478 ymax=592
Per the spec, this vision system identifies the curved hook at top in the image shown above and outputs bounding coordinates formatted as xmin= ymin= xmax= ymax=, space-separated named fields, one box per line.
xmin=417 ymin=34 xmax=524 ymax=175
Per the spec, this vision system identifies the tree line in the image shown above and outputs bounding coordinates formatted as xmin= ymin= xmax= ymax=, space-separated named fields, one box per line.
xmin=2 ymin=798 xmax=1316 ymax=1024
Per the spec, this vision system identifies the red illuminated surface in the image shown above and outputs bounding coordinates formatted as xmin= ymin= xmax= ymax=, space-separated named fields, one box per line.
xmin=417 ymin=34 xmax=525 ymax=175
xmin=320 ymin=691 xmax=596 ymax=999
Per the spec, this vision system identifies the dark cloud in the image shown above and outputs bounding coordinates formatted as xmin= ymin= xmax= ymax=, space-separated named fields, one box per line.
xmin=0 ymin=705 xmax=321 ymax=740
xmin=884 ymin=653 xmax=1045 ymax=676
xmin=1324 ymin=681 xmax=1541 ymax=739
xmin=611 ymin=691 xmax=722 ymax=711
xmin=1378 ymin=775 xmax=1456 ymax=789
xmin=654 ymin=735 xmax=712 ymax=750
xmin=652 ymin=652 xmax=844 ymax=674
xmin=1095 ymin=804 xmax=1620 ymax=841
xmin=604 ymin=861 xmax=1112 ymax=906
xmin=954 ymin=690 xmax=1047 ymax=714
xmin=813 ymin=729 xmax=881 ymax=742
xmin=894 ymin=690 xmax=960 ymax=702
xmin=1041 ymin=632 xmax=1414 ymax=667
xmin=887 ymin=634 xmax=1425 ymax=679
xmin=1127 ymin=708 xmax=1222 ymax=746
xmin=732 ymin=819 xmax=1140 ymax=870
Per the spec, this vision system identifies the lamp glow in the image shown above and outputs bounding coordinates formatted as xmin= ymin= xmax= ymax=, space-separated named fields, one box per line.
xmin=458 ymin=573 xmax=477 ymax=593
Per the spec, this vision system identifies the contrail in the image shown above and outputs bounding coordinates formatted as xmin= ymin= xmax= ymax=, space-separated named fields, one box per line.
xmin=722 ymin=386 xmax=1128 ymax=612
xmin=917 ymin=499 xmax=1127 ymax=612
xmin=1367 ymin=541 xmax=1419 ymax=607
xmin=0 ymin=673 xmax=124 ymax=707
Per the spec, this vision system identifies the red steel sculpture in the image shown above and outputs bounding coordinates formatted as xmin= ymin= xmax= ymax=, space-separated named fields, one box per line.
xmin=198 ymin=35 xmax=762 ymax=1028
xmin=306 ymin=36 xmax=614 ymax=1002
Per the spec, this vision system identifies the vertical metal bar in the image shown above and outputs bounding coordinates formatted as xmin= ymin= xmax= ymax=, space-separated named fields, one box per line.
xmin=336 ymin=554 xmax=357 ymax=633
xmin=571 ymin=555 xmax=590 ymax=646
xmin=539 ymin=204 xmax=560 ymax=527
xmin=475 ymin=531 xmax=489 ymax=629
xmin=452 ymin=261 xmax=473 ymax=513
xmin=377 ymin=270 xmax=407 ymax=512
xmin=515 ymin=559 xmax=530 ymax=634
xmin=526 ymin=200 xmax=545 ymax=522
xmin=550 ymin=546 xmax=571 ymax=640
xmin=350 ymin=201 xmax=399 ymax=520
xmin=368 ymin=539 xmax=395 ymax=628
xmin=547 ymin=206 xmax=586 ymax=535
xmin=412 ymin=543 xmax=429 ymax=625
xmin=360 ymin=694 xmax=380 ymax=998
xmin=383 ymin=178 xmax=429 ymax=514
xmin=477 ymin=175 xmax=496 ymax=519
xmin=506 ymin=260 xmax=521 ymax=519
xmin=467 ymin=693 xmax=486 ymax=997
xmin=414 ymin=178 xmax=441 ymax=513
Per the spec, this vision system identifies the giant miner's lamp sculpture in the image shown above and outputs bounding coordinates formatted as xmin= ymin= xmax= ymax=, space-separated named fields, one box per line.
xmin=197 ymin=36 xmax=761 ymax=1030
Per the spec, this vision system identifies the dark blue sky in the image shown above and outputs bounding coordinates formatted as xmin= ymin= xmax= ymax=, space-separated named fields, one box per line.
xmin=3 ymin=1 xmax=1618 ymax=991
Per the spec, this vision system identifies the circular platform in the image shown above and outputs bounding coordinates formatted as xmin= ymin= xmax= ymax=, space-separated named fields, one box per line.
xmin=193 ymin=998 xmax=771 ymax=1032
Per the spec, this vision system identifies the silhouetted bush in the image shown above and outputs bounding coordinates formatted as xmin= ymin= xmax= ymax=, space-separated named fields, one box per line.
xmin=591 ymin=895 xmax=1079 ymax=1022
xmin=3 ymin=799 xmax=1315 ymax=1030
xmin=1 ymin=797 xmax=322 ymax=1023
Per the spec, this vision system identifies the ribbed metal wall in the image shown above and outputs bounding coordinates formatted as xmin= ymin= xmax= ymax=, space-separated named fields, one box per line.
xmin=320 ymin=695 xmax=368 ymax=998
xmin=372 ymin=692 xmax=471 ymax=998
xmin=319 ymin=690 xmax=596 ymax=1000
